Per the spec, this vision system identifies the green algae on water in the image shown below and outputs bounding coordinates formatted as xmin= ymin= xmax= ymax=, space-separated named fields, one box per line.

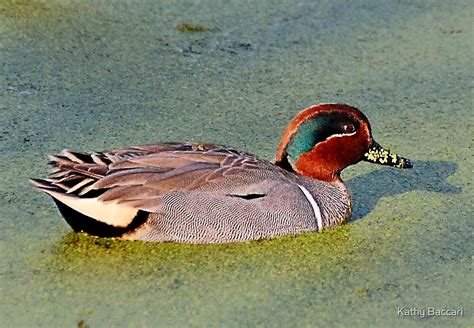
xmin=1 ymin=0 xmax=472 ymax=327
xmin=176 ymin=22 xmax=218 ymax=32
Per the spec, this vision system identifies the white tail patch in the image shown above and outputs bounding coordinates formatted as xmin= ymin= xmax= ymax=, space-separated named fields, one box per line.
xmin=297 ymin=184 xmax=323 ymax=231
xmin=42 ymin=189 xmax=138 ymax=227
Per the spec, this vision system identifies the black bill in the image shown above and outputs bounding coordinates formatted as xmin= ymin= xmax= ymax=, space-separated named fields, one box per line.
xmin=363 ymin=142 xmax=413 ymax=169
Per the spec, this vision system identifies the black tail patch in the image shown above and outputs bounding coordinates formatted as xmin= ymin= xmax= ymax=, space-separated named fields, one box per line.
xmin=53 ymin=199 xmax=149 ymax=238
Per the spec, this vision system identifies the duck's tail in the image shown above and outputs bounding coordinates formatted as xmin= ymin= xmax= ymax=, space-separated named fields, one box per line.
xmin=30 ymin=150 xmax=146 ymax=237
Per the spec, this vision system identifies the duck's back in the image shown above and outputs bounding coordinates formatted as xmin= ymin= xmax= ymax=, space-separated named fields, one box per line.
xmin=31 ymin=143 xmax=350 ymax=243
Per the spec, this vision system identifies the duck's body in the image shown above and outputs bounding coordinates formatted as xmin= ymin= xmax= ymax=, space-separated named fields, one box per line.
xmin=31 ymin=104 xmax=412 ymax=243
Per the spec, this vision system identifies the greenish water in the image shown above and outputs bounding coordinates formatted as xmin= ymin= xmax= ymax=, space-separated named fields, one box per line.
xmin=1 ymin=0 xmax=472 ymax=327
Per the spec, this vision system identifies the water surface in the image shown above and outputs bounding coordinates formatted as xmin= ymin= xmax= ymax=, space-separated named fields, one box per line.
xmin=1 ymin=0 xmax=472 ymax=327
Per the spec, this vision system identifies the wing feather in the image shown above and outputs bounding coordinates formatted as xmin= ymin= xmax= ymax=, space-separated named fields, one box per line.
xmin=33 ymin=143 xmax=271 ymax=217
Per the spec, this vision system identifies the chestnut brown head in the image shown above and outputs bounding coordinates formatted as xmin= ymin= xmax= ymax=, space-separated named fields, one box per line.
xmin=275 ymin=104 xmax=412 ymax=182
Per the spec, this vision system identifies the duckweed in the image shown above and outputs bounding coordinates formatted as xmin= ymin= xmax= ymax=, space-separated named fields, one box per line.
xmin=1 ymin=0 xmax=472 ymax=326
xmin=176 ymin=22 xmax=218 ymax=32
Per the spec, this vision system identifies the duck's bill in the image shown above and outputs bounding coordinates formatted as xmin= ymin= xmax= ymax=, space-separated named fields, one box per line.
xmin=363 ymin=142 xmax=413 ymax=169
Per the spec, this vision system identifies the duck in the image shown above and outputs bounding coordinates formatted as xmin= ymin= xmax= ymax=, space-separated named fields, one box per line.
xmin=30 ymin=103 xmax=412 ymax=243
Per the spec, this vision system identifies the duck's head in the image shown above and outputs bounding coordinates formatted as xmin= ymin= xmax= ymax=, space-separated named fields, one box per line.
xmin=275 ymin=103 xmax=412 ymax=182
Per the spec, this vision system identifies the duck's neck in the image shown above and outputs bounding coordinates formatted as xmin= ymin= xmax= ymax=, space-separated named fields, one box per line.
xmin=274 ymin=150 xmax=342 ymax=183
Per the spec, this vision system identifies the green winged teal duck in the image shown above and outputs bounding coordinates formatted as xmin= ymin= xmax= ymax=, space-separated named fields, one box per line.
xmin=31 ymin=103 xmax=412 ymax=243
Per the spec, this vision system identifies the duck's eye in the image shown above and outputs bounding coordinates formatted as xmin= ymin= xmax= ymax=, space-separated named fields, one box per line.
xmin=342 ymin=123 xmax=356 ymax=133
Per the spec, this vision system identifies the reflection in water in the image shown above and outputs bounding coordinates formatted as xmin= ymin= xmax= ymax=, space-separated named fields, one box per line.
xmin=347 ymin=160 xmax=460 ymax=220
